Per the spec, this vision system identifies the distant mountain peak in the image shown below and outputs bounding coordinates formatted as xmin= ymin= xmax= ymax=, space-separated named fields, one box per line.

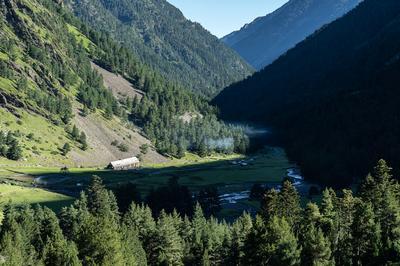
xmin=222 ymin=0 xmax=362 ymax=70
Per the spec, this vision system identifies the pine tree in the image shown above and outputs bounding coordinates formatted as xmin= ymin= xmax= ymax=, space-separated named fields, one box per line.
xmin=0 ymin=205 xmax=38 ymax=265
xmin=123 ymin=203 xmax=157 ymax=263
xmin=104 ymin=105 xmax=113 ymax=119
xmin=39 ymin=208 xmax=81 ymax=265
xmin=188 ymin=204 xmax=207 ymax=265
xmin=6 ymin=138 xmax=22 ymax=160
xmin=244 ymin=215 xmax=301 ymax=265
xmin=79 ymin=132 xmax=88 ymax=151
xmin=360 ymin=160 xmax=400 ymax=260
xmin=301 ymin=225 xmax=333 ymax=266
xmin=320 ymin=188 xmax=339 ymax=254
xmin=64 ymin=176 xmax=125 ymax=265
xmin=280 ymin=180 xmax=301 ymax=229
xmin=352 ymin=201 xmax=381 ymax=265
xmin=61 ymin=142 xmax=71 ymax=156
xmin=260 ymin=188 xmax=280 ymax=221
xmin=71 ymin=125 xmax=80 ymax=140
xmin=231 ymin=212 xmax=253 ymax=264
xmin=121 ymin=225 xmax=147 ymax=266
xmin=155 ymin=211 xmax=184 ymax=265
xmin=335 ymin=190 xmax=355 ymax=265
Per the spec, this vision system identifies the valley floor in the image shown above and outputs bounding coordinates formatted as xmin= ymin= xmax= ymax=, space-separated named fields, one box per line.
xmin=0 ymin=147 xmax=318 ymax=219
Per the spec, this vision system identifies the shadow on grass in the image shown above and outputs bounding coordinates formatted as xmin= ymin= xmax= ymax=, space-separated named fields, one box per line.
xmin=27 ymin=148 xmax=291 ymax=200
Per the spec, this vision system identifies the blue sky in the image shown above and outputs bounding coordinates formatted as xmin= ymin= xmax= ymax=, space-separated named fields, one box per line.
xmin=167 ymin=0 xmax=289 ymax=38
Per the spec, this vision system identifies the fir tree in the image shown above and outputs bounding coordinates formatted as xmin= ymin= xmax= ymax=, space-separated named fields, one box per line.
xmin=352 ymin=201 xmax=381 ymax=265
xmin=301 ymin=225 xmax=333 ymax=266
xmin=71 ymin=125 xmax=80 ymax=141
xmin=79 ymin=132 xmax=88 ymax=151
xmin=61 ymin=142 xmax=71 ymax=156
xmin=6 ymin=138 xmax=22 ymax=160
xmin=155 ymin=211 xmax=184 ymax=265
xmin=231 ymin=212 xmax=253 ymax=265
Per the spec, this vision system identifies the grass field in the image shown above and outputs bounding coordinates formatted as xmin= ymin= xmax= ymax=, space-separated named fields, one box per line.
xmin=5 ymin=147 xmax=291 ymax=194
xmin=0 ymin=184 xmax=74 ymax=212
xmin=0 ymin=147 xmax=296 ymax=219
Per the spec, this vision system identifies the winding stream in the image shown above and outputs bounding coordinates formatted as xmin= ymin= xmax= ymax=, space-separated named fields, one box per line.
xmin=219 ymin=168 xmax=306 ymax=204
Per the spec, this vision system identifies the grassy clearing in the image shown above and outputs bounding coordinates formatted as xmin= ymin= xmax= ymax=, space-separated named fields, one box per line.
xmin=145 ymin=152 xmax=244 ymax=168
xmin=0 ymin=184 xmax=74 ymax=212
xmin=0 ymin=108 xmax=78 ymax=166
xmin=67 ymin=24 xmax=95 ymax=51
xmin=0 ymin=52 xmax=9 ymax=60
xmin=0 ymin=77 xmax=15 ymax=93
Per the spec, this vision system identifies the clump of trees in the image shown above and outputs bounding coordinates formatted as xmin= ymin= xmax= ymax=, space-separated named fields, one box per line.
xmin=1 ymin=160 xmax=400 ymax=265
xmin=67 ymin=125 xmax=88 ymax=151
xmin=0 ymin=131 xmax=22 ymax=160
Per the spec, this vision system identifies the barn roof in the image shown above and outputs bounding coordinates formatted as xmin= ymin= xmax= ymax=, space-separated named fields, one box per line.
xmin=109 ymin=157 xmax=139 ymax=168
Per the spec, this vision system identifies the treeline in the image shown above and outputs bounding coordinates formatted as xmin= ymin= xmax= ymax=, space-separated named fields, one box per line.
xmin=2 ymin=159 xmax=400 ymax=265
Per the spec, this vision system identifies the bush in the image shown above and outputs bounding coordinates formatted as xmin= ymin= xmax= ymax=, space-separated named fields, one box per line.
xmin=118 ymin=143 xmax=129 ymax=152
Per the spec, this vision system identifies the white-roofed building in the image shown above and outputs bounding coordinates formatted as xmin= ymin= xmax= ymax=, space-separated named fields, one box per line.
xmin=107 ymin=157 xmax=140 ymax=170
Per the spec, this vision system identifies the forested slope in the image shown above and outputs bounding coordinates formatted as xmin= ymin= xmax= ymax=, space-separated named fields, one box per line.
xmin=0 ymin=0 xmax=248 ymax=166
xmin=65 ymin=0 xmax=253 ymax=97
xmin=214 ymin=0 xmax=400 ymax=185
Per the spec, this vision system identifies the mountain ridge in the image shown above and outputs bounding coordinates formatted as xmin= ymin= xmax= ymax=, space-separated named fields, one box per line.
xmin=214 ymin=0 xmax=400 ymax=185
xmin=222 ymin=0 xmax=362 ymax=69
xmin=65 ymin=0 xmax=253 ymax=97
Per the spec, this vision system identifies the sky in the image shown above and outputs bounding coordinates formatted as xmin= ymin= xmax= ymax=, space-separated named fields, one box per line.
xmin=167 ymin=0 xmax=289 ymax=38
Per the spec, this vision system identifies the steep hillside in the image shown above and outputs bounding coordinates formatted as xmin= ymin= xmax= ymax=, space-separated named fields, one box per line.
xmin=0 ymin=0 xmax=248 ymax=166
xmin=222 ymin=0 xmax=361 ymax=69
xmin=215 ymin=0 xmax=400 ymax=185
xmin=0 ymin=0 xmax=167 ymax=167
xmin=64 ymin=0 xmax=253 ymax=97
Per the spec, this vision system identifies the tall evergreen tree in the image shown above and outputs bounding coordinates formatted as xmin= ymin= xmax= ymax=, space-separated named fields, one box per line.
xmin=301 ymin=224 xmax=333 ymax=266
xmin=352 ymin=201 xmax=381 ymax=265
xmin=244 ymin=215 xmax=301 ymax=265
xmin=155 ymin=211 xmax=184 ymax=265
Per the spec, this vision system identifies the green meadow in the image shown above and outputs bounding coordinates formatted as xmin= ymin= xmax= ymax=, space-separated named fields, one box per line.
xmin=0 ymin=184 xmax=74 ymax=212
xmin=0 ymin=147 xmax=295 ymax=217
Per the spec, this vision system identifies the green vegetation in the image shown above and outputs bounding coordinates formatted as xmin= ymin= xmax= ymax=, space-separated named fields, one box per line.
xmin=0 ymin=184 xmax=73 ymax=212
xmin=0 ymin=108 xmax=77 ymax=165
xmin=0 ymin=0 xmax=249 ymax=163
xmin=0 ymin=160 xmax=399 ymax=265
xmin=66 ymin=23 xmax=94 ymax=50
xmin=6 ymin=148 xmax=290 ymax=198
xmin=65 ymin=0 xmax=253 ymax=97
xmin=0 ymin=131 xmax=22 ymax=160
